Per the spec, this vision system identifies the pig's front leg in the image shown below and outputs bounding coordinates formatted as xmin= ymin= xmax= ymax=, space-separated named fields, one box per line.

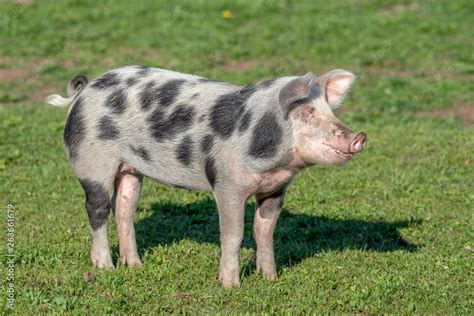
xmin=214 ymin=189 xmax=247 ymax=288
xmin=254 ymin=188 xmax=285 ymax=280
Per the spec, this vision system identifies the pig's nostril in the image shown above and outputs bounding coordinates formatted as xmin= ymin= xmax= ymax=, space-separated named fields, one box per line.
xmin=350 ymin=132 xmax=367 ymax=153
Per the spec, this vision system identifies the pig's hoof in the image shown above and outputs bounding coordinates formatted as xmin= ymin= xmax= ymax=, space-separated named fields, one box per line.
xmin=92 ymin=257 xmax=115 ymax=269
xmin=121 ymin=255 xmax=143 ymax=268
xmin=220 ymin=278 xmax=241 ymax=288
xmin=91 ymin=251 xmax=114 ymax=268
xmin=256 ymin=264 xmax=277 ymax=280
xmin=263 ymin=272 xmax=278 ymax=280
xmin=219 ymin=270 xmax=240 ymax=288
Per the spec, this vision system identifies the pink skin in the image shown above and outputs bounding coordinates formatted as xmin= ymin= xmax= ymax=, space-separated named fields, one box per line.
xmin=290 ymin=105 xmax=366 ymax=166
xmin=112 ymin=164 xmax=143 ymax=267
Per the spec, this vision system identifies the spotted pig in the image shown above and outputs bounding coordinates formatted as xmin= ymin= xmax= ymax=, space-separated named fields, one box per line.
xmin=46 ymin=65 xmax=366 ymax=287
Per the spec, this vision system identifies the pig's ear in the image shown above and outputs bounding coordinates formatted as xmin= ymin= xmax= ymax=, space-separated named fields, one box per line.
xmin=318 ymin=69 xmax=356 ymax=108
xmin=279 ymin=72 xmax=318 ymax=118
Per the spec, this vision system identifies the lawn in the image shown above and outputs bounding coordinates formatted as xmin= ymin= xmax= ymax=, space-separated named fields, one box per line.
xmin=1 ymin=0 xmax=473 ymax=314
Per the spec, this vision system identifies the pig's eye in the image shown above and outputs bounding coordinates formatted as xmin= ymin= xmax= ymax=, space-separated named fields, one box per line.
xmin=302 ymin=106 xmax=315 ymax=115
xmin=299 ymin=106 xmax=315 ymax=122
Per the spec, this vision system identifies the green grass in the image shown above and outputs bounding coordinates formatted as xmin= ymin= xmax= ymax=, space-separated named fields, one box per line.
xmin=1 ymin=0 xmax=473 ymax=314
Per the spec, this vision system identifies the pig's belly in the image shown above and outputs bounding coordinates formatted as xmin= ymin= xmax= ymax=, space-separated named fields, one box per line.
xmin=123 ymin=153 xmax=212 ymax=192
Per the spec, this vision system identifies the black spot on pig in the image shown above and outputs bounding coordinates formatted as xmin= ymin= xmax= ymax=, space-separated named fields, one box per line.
xmin=248 ymin=112 xmax=282 ymax=158
xmin=64 ymin=97 xmax=85 ymax=160
xmin=105 ymin=90 xmax=127 ymax=115
xmin=148 ymin=104 xmax=195 ymax=142
xmin=209 ymin=85 xmax=257 ymax=139
xmin=136 ymin=65 xmax=152 ymax=75
xmin=176 ymin=135 xmax=194 ymax=166
xmin=97 ymin=116 xmax=120 ymax=140
xmin=126 ymin=77 xmax=139 ymax=87
xmin=90 ymin=72 xmax=120 ymax=90
xmin=205 ymin=157 xmax=218 ymax=188
xmin=130 ymin=145 xmax=151 ymax=162
xmin=79 ymin=179 xmax=111 ymax=230
xmin=155 ymin=79 xmax=186 ymax=107
xmin=258 ymin=79 xmax=275 ymax=88
xmin=238 ymin=111 xmax=252 ymax=133
xmin=257 ymin=187 xmax=286 ymax=215
xmin=140 ymin=81 xmax=157 ymax=110
xmin=200 ymin=134 xmax=214 ymax=154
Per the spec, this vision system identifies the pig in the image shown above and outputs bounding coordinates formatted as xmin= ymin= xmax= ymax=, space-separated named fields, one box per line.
xmin=46 ymin=65 xmax=366 ymax=287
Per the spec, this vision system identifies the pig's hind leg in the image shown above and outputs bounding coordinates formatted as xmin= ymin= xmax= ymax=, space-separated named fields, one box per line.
xmin=111 ymin=163 xmax=143 ymax=267
xmin=73 ymin=150 xmax=121 ymax=268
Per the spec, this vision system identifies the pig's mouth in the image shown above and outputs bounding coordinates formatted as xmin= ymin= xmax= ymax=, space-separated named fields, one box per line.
xmin=323 ymin=143 xmax=354 ymax=158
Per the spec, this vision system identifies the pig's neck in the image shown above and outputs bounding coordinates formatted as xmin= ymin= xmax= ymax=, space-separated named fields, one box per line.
xmin=250 ymin=149 xmax=307 ymax=196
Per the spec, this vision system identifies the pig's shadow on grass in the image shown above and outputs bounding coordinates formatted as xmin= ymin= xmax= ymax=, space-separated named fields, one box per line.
xmin=132 ymin=197 xmax=419 ymax=274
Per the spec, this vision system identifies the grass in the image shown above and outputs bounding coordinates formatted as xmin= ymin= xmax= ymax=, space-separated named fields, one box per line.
xmin=1 ymin=0 xmax=473 ymax=313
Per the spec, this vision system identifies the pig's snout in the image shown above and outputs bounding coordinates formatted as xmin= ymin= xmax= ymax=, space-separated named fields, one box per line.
xmin=349 ymin=132 xmax=367 ymax=153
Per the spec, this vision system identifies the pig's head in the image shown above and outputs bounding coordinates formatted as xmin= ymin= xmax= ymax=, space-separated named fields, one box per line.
xmin=280 ymin=69 xmax=366 ymax=166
